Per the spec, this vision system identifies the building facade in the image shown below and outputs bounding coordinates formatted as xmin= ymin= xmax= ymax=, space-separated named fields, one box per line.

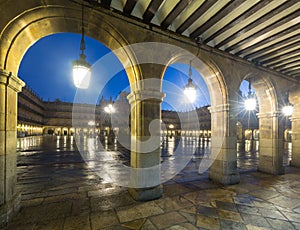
xmin=17 ymin=86 xmax=212 ymax=138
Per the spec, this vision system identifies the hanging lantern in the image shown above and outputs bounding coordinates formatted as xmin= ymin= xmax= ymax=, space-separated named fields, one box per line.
xmin=72 ymin=4 xmax=91 ymax=89
xmin=184 ymin=60 xmax=197 ymax=103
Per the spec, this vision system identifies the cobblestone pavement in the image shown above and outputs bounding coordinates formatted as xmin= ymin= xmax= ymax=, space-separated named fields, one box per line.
xmin=5 ymin=136 xmax=300 ymax=229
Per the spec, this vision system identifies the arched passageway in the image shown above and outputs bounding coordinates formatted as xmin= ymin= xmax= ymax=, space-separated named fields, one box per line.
xmin=1 ymin=1 xmax=300 ymax=227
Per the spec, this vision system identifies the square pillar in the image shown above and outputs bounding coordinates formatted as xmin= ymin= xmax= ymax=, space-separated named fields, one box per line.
xmin=290 ymin=91 xmax=300 ymax=167
xmin=0 ymin=70 xmax=25 ymax=228
xmin=208 ymin=104 xmax=240 ymax=185
xmin=127 ymin=88 xmax=165 ymax=201
xmin=291 ymin=117 xmax=300 ymax=167
xmin=257 ymin=112 xmax=284 ymax=175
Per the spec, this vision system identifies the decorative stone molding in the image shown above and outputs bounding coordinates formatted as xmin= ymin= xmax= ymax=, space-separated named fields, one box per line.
xmin=127 ymin=89 xmax=165 ymax=105
xmin=0 ymin=70 xmax=25 ymax=92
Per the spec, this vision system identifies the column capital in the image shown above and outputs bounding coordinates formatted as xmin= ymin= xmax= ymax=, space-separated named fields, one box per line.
xmin=290 ymin=116 xmax=300 ymax=122
xmin=257 ymin=111 xmax=280 ymax=119
xmin=209 ymin=103 xmax=230 ymax=113
xmin=0 ymin=69 xmax=25 ymax=92
xmin=127 ymin=89 xmax=165 ymax=105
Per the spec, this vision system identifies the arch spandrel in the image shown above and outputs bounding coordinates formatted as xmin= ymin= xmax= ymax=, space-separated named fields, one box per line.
xmin=250 ymin=74 xmax=278 ymax=114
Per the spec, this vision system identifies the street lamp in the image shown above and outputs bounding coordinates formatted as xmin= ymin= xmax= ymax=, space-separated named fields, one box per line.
xmin=184 ymin=60 xmax=197 ymax=103
xmin=72 ymin=4 xmax=91 ymax=89
xmin=103 ymin=103 xmax=116 ymax=144
xmin=104 ymin=104 xmax=115 ymax=114
xmin=244 ymin=79 xmax=256 ymax=111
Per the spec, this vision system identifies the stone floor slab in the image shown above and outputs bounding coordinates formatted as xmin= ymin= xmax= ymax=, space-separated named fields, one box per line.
xmin=241 ymin=213 xmax=272 ymax=229
xmin=266 ymin=218 xmax=296 ymax=230
xmin=220 ymin=219 xmax=247 ymax=230
xmin=63 ymin=213 xmax=90 ymax=230
xmin=116 ymin=202 xmax=164 ymax=223
xmin=91 ymin=210 xmax=119 ymax=229
xmin=150 ymin=211 xmax=187 ymax=229
xmin=218 ymin=209 xmax=243 ymax=223
xmin=5 ymin=136 xmax=300 ymax=229
xmin=196 ymin=214 xmax=221 ymax=230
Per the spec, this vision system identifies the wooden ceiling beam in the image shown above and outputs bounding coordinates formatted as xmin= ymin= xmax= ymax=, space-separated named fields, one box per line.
xmin=244 ymin=34 xmax=300 ymax=60
xmin=143 ymin=0 xmax=164 ymax=23
xmin=228 ymin=10 xmax=300 ymax=54
xmin=204 ymin=0 xmax=275 ymax=43
xmin=234 ymin=23 xmax=300 ymax=59
xmin=123 ymin=0 xmax=137 ymax=15
xmin=161 ymin=0 xmax=190 ymax=29
xmin=215 ymin=0 xmax=298 ymax=49
xmin=190 ymin=0 xmax=243 ymax=39
xmin=176 ymin=0 xmax=217 ymax=34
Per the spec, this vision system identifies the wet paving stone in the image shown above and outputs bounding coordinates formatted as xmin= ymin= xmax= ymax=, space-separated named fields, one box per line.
xmin=236 ymin=204 xmax=260 ymax=215
xmin=140 ymin=219 xmax=157 ymax=230
xmin=63 ymin=212 xmax=90 ymax=230
xmin=179 ymin=211 xmax=196 ymax=224
xmin=218 ymin=209 xmax=243 ymax=223
xmin=121 ymin=218 xmax=146 ymax=229
xmin=269 ymin=195 xmax=300 ymax=210
xmin=266 ymin=218 xmax=296 ymax=230
xmin=5 ymin=136 xmax=300 ymax=229
xmin=196 ymin=214 xmax=221 ymax=230
xmin=282 ymin=211 xmax=300 ymax=223
xmin=248 ymin=189 xmax=280 ymax=200
xmin=257 ymin=207 xmax=287 ymax=220
xmin=196 ymin=205 xmax=218 ymax=218
xmin=165 ymin=222 xmax=198 ymax=230
xmin=150 ymin=211 xmax=187 ymax=229
xmin=240 ymin=213 xmax=272 ymax=229
xmin=155 ymin=195 xmax=193 ymax=212
xmin=220 ymin=219 xmax=247 ymax=230
xmin=91 ymin=191 xmax=136 ymax=212
xmin=90 ymin=210 xmax=119 ymax=229
xmin=116 ymin=202 xmax=164 ymax=223
xmin=215 ymin=200 xmax=238 ymax=212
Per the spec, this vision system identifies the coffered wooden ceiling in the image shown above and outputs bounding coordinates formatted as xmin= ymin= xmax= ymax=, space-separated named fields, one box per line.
xmin=84 ymin=0 xmax=300 ymax=80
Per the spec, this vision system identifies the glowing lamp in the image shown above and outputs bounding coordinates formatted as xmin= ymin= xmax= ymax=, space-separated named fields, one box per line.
xmin=282 ymin=105 xmax=293 ymax=116
xmin=72 ymin=55 xmax=91 ymax=89
xmin=184 ymin=78 xmax=197 ymax=103
xmin=72 ymin=4 xmax=91 ymax=89
xmin=244 ymin=98 xmax=256 ymax=111
xmin=104 ymin=104 xmax=115 ymax=114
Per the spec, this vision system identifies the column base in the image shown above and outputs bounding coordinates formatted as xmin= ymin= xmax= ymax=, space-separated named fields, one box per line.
xmin=258 ymin=156 xmax=285 ymax=175
xmin=129 ymin=185 xmax=163 ymax=201
xmin=209 ymin=171 xmax=240 ymax=185
xmin=258 ymin=165 xmax=285 ymax=175
xmin=291 ymin=158 xmax=300 ymax=168
xmin=209 ymin=160 xmax=240 ymax=185
xmin=0 ymin=193 xmax=21 ymax=228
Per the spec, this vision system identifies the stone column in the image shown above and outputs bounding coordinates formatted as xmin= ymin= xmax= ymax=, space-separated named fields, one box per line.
xmin=208 ymin=104 xmax=240 ymax=185
xmin=257 ymin=112 xmax=284 ymax=174
xmin=127 ymin=89 xmax=165 ymax=201
xmin=0 ymin=70 xmax=25 ymax=227
xmin=290 ymin=91 xmax=300 ymax=167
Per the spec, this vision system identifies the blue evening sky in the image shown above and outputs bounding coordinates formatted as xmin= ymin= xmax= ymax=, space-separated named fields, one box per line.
xmin=18 ymin=33 xmax=249 ymax=111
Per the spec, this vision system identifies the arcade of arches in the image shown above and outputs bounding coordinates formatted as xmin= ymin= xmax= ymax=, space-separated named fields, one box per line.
xmin=1 ymin=1 xmax=300 ymax=227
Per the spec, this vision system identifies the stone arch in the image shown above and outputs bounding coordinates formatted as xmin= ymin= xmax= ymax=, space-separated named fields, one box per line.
xmin=0 ymin=4 xmax=139 ymax=86
xmin=241 ymin=73 xmax=284 ymax=174
xmin=161 ymin=49 xmax=240 ymax=185
xmin=163 ymin=53 xmax=227 ymax=108
xmin=244 ymin=73 xmax=279 ymax=114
